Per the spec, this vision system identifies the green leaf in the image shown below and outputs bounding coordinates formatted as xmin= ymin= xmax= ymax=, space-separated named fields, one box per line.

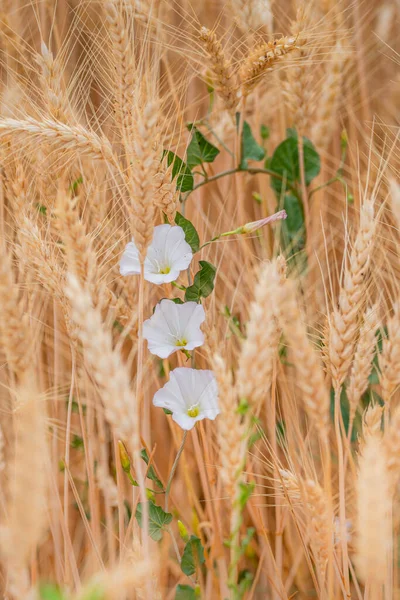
xmin=238 ymin=481 xmax=254 ymax=510
xmin=39 ymin=584 xmax=66 ymax=600
xmin=181 ymin=535 xmax=205 ymax=576
xmin=69 ymin=176 xmax=83 ymax=194
xmin=330 ymin=387 xmax=359 ymax=443
xmin=260 ymin=124 xmax=270 ymax=140
xmin=140 ymin=449 xmax=164 ymax=490
xmin=282 ymin=194 xmax=305 ymax=242
xmin=240 ymin=121 xmax=265 ymax=168
xmin=175 ymin=585 xmax=197 ymax=600
xmin=175 ymin=212 xmax=200 ymax=252
xmin=270 ymin=135 xmax=320 ymax=195
xmin=113 ymin=319 xmax=124 ymax=333
xmin=135 ymin=501 xmax=172 ymax=541
xmin=184 ymin=261 xmax=216 ymax=302
xmin=165 ymin=151 xmax=194 ymax=192
xmin=71 ymin=434 xmax=84 ymax=449
xmin=186 ymin=127 xmax=219 ymax=169
xmin=77 ymin=585 xmax=104 ymax=600
xmin=238 ymin=570 xmax=254 ymax=595
xmin=36 ymin=203 xmax=47 ymax=215
xmin=163 ymin=408 xmax=173 ymax=415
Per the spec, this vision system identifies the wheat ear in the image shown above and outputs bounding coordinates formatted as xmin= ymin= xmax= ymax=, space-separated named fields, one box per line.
xmin=199 ymin=27 xmax=238 ymax=112
xmin=354 ymin=433 xmax=391 ymax=586
xmin=65 ymin=273 xmax=138 ymax=448
xmin=0 ymin=244 xmax=31 ymax=378
xmin=214 ymin=354 xmax=247 ymax=496
xmin=240 ymin=36 xmax=297 ymax=97
xmin=125 ymin=101 xmax=159 ymax=260
xmin=0 ymin=117 xmax=118 ymax=166
xmin=379 ymin=302 xmax=400 ymax=404
xmin=0 ymin=374 xmax=48 ymax=598
xmin=347 ymin=305 xmax=380 ymax=421
xmin=328 ymin=199 xmax=376 ymax=389
xmin=105 ymin=0 xmax=135 ymax=142
xmin=282 ymin=6 xmax=313 ymax=133
xmin=303 ymin=479 xmax=330 ymax=580
xmin=154 ymin=157 xmax=179 ymax=222
xmin=274 ymin=277 xmax=330 ymax=435
xmin=311 ymin=41 xmax=345 ymax=150
xmin=230 ymin=0 xmax=273 ymax=32
xmin=389 ymin=178 xmax=400 ymax=230
xmin=36 ymin=41 xmax=72 ymax=122
xmin=236 ymin=257 xmax=286 ymax=411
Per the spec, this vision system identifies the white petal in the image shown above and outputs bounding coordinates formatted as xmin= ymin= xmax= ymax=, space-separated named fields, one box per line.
xmin=172 ymin=368 xmax=219 ymax=412
xmin=172 ymin=412 xmax=200 ymax=430
xmin=153 ymin=367 xmax=220 ymax=430
xmin=164 ymin=226 xmax=193 ymax=270
xmin=144 ymin=270 xmax=181 ymax=285
xmin=119 ymin=241 xmax=141 ymax=276
xmin=143 ymin=300 xmax=205 ymax=357
xmin=152 ymin=374 xmax=186 ymax=413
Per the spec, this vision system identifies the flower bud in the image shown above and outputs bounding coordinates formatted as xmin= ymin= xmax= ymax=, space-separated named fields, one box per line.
xmin=178 ymin=520 xmax=190 ymax=542
xmin=118 ymin=440 xmax=131 ymax=473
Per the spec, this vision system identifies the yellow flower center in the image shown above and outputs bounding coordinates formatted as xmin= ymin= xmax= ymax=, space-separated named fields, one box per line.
xmin=159 ymin=266 xmax=171 ymax=274
xmin=187 ymin=405 xmax=200 ymax=418
xmin=176 ymin=338 xmax=188 ymax=347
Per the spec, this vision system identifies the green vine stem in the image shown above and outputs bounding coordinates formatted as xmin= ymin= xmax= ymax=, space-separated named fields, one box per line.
xmin=181 ymin=166 xmax=298 ymax=202
xmin=165 ymin=430 xmax=188 ymax=512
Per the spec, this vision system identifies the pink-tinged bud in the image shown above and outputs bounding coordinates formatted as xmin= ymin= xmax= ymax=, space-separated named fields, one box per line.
xmin=241 ymin=210 xmax=287 ymax=234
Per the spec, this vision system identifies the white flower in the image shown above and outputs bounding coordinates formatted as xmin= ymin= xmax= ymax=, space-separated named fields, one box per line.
xmin=143 ymin=299 xmax=205 ymax=358
xmin=153 ymin=367 xmax=220 ymax=430
xmin=119 ymin=224 xmax=193 ymax=284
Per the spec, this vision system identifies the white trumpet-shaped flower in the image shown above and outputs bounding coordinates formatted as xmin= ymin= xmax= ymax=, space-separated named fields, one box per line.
xmin=153 ymin=367 xmax=220 ymax=430
xmin=143 ymin=299 xmax=205 ymax=358
xmin=119 ymin=224 xmax=193 ymax=284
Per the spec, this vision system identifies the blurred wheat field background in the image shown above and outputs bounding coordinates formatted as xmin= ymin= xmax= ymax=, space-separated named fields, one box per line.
xmin=0 ymin=0 xmax=399 ymax=598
